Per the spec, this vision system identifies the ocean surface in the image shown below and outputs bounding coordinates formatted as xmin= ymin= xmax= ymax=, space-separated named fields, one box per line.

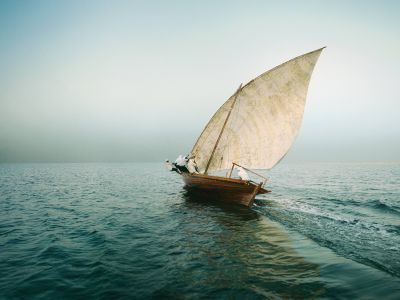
xmin=0 ymin=162 xmax=399 ymax=299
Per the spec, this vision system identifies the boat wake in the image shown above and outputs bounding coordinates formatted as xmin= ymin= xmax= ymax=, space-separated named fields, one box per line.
xmin=254 ymin=195 xmax=400 ymax=278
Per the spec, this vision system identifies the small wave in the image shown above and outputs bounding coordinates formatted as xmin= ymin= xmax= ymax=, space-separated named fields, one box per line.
xmin=369 ymin=200 xmax=400 ymax=215
xmin=385 ymin=225 xmax=400 ymax=235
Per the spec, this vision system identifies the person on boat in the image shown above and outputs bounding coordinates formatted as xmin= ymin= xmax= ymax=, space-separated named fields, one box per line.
xmin=165 ymin=159 xmax=180 ymax=174
xmin=174 ymin=155 xmax=189 ymax=173
xmin=236 ymin=166 xmax=250 ymax=182
xmin=187 ymin=158 xmax=199 ymax=174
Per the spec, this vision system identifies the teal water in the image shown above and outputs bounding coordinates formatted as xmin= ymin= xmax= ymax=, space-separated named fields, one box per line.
xmin=0 ymin=163 xmax=399 ymax=299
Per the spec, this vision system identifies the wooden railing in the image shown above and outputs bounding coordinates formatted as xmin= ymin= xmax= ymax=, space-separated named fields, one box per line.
xmin=228 ymin=162 xmax=268 ymax=186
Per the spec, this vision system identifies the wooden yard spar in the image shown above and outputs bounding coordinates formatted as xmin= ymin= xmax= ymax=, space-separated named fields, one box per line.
xmin=204 ymin=83 xmax=242 ymax=174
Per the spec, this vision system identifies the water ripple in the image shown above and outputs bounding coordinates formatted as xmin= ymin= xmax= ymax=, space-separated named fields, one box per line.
xmin=0 ymin=163 xmax=400 ymax=299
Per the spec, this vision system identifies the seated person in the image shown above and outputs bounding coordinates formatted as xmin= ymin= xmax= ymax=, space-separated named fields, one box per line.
xmin=236 ymin=166 xmax=250 ymax=182
xmin=165 ymin=159 xmax=180 ymax=174
xmin=187 ymin=158 xmax=199 ymax=174
xmin=174 ymin=155 xmax=189 ymax=173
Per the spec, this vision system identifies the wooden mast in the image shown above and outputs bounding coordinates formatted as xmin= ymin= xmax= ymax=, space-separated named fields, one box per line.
xmin=204 ymin=83 xmax=242 ymax=174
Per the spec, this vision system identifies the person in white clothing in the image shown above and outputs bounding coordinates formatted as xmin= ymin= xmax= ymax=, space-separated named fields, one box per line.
xmin=174 ymin=155 xmax=189 ymax=173
xmin=165 ymin=159 xmax=180 ymax=174
xmin=187 ymin=158 xmax=199 ymax=174
xmin=236 ymin=166 xmax=250 ymax=181
xmin=174 ymin=155 xmax=184 ymax=165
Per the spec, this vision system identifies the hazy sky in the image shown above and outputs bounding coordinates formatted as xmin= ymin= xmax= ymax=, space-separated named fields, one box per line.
xmin=0 ymin=0 xmax=399 ymax=163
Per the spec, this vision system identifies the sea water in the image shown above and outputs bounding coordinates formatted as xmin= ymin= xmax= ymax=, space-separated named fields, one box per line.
xmin=0 ymin=163 xmax=399 ymax=299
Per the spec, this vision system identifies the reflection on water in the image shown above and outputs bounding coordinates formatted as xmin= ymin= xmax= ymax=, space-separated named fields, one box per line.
xmin=179 ymin=190 xmax=326 ymax=299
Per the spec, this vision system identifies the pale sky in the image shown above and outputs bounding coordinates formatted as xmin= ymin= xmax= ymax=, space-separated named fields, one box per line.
xmin=0 ymin=0 xmax=399 ymax=162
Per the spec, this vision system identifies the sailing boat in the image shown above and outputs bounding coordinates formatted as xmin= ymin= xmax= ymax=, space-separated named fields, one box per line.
xmin=177 ymin=47 xmax=324 ymax=207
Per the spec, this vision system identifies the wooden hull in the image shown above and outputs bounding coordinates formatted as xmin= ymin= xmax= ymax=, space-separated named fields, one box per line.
xmin=181 ymin=173 xmax=271 ymax=207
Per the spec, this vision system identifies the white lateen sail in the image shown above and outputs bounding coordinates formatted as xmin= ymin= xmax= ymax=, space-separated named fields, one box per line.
xmin=190 ymin=47 xmax=324 ymax=173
